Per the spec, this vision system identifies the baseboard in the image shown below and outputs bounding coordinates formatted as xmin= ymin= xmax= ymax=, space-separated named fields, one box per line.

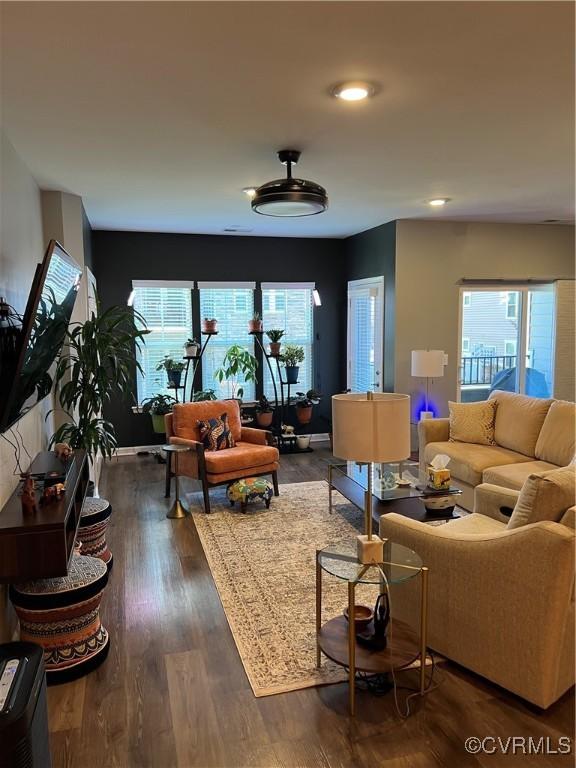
xmin=115 ymin=435 xmax=330 ymax=456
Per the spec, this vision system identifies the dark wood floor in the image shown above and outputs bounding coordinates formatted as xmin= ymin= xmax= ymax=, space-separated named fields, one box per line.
xmin=47 ymin=444 xmax=575 ymax=768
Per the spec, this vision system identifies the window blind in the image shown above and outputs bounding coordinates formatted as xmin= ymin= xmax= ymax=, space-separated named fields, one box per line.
xmin=132 ymin=284 xmax=193 ymax=402
xmin=199 ymin=287 xmax=255 ymax=400
xmin=262 ymin=285 xmax=313 ymax=398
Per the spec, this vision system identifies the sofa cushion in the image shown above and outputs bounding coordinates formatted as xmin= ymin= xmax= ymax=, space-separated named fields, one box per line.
xmin=424 ymin=441 xmax=532 ymax=486
xmin=172 ymin=400 xmax=242 ymax=443
xmin=482 ymin=460 xmax=558 ymax=490
xmin=442 ymin=513 xmax=506 ymax=535
xmin=448 ymin=400 xmax=497 ymax=445
xmin=508 ymin=466 xmax=576 ymax=529
xmin=203 ymin=441 xmax=279 ymax=475
xmin=488 ymin=390 xmax=552 ymax=457
xmin=535 ymin=400 xmax=576 ymax=468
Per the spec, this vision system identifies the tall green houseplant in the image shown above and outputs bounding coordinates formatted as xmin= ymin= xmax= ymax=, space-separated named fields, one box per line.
xmin=50 ymin=304 xmax=149 ymax=459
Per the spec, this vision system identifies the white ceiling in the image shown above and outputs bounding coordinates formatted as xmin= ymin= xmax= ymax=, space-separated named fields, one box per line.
xmin=1 ymin=1 xmax=574 ymax=238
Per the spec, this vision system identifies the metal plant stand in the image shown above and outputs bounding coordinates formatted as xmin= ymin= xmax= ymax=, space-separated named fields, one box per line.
xmin=182 ymin=331 xmax=218 ymax=402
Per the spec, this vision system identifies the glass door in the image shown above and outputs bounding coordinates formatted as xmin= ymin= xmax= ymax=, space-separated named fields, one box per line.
xmin=459 ymin=285 xmax=555 ymax=401
xmin=347 ymin=277 xmax=384 ymax=393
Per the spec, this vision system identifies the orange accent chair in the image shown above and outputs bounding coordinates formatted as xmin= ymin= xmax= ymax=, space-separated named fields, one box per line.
xmin=165 ymin=400 xmax=279 ymax=513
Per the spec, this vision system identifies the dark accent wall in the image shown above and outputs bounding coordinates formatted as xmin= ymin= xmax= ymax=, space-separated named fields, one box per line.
xmin=92 ymin=230 xmax=347 ymax=447
xmin=82 ymin=207 xmax=93 ymax=271
xmin=345 ymin=221 xmax=396 ymax=391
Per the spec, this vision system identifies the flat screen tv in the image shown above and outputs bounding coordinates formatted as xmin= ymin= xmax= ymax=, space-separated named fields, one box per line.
xmin=0 ymin=240 xmax=82 ymax=432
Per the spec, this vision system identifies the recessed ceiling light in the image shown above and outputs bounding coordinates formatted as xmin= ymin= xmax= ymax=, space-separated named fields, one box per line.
xmin=242 ymin=187 xmax=257 ymax=198
xmin=331 ymin=81 xmax=375 ymax=101
xmin=428 ymin=198 xmax=450 ymax=207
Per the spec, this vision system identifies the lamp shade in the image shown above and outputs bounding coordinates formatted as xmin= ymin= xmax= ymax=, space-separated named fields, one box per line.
xmin=411 ymin=350 xmax=445 ymax=378
xmin=331 ymin=393 xmax=411 ymax=463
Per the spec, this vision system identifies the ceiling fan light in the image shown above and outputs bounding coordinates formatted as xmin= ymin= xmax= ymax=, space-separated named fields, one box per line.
xmin=251 ymin=150 xmax=328 ymax=217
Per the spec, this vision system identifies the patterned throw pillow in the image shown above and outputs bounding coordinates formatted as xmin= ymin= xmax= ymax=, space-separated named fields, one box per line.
xmin=448 ymin=400 xmax=497 ymax=445
xmin=197 ymin=413 xmax=235 ymax=451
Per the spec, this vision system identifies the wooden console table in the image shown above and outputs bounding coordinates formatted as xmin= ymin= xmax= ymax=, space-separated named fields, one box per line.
xmin=0 ymin=450 xmax=89 ymax=583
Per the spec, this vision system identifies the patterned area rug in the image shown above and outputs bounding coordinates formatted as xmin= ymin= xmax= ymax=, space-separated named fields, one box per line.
xmin=189 ymin=480 xmax=417 ymax=697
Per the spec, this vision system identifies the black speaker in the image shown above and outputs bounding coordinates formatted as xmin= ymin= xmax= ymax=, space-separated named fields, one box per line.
xmin=0 ymin=642 xmax=51 ymax=768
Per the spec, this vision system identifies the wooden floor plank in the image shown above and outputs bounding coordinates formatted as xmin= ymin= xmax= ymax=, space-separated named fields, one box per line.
xmin=43 ymin=445 xmax=574 ymax=768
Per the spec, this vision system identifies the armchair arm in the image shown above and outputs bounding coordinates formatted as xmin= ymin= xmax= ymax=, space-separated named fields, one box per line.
xmin=167 ymin=435 xmax=204 ymax=480
xmin=241 ymin=427 xmax=274 ymax=446
xmin=169 ymin=436 xmax=203 ymax=449
xmin=418 ymin=418 xmax=450 ymax=471
xmin=473 ymin=482 xmax=519 ymax=522
xmin=561 ymin=505 xmax=576 ymax=530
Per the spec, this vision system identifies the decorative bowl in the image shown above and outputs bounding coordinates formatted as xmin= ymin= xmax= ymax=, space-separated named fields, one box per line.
xmin=343 ymin=604 xmax=374 ymax=631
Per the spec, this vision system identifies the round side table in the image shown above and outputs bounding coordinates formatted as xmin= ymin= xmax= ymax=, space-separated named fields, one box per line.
xmin=162 ymin=444 xmax=191 ymax=519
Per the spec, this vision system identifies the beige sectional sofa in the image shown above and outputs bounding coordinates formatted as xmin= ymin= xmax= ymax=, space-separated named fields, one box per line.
xmin=419 ymin=391 xmax=575 ymax=510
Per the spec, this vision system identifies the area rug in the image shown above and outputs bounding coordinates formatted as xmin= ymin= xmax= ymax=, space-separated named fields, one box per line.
xmin=188 ymin=480 xmax=430 ymax=697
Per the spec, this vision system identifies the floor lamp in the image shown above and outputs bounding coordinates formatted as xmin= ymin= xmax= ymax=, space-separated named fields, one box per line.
xmin=332 ymin=392 xmax=411 ymax=564
xmin=411 ymin=350 xmax=445 ymax=420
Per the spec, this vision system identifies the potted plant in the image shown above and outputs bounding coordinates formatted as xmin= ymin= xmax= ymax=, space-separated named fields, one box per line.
xmin=50 ymin=303 xmax=149 ymax=471
xmin=248 ymin=312 xmax=263 ymax=334
xmin=293 ymin=389 xmax=321 ymax=424
xmin=266 ymin=329 xmax=284 ymax=356
xmin=202 ymin=317 xmax=218 ymax=334
xmin=214 ymin=344 xmax=258 ymax=400
xmin=281 ymin=344 xmax=305 ymax=384
xmin=156 ymin=356 xmax=186 ymax=388
xmin=184 ymin=337 xmax=200 ymax=357
xmin=191 ymin=388 xmax=217 ymax=401
xmin=141 ymin=393 xmax=176 ymax=434
xmin=255 ymin=395 xmax=274 ymax=427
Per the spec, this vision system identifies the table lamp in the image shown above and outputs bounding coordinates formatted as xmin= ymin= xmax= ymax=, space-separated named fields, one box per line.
xmin=332 ymin=392 xmax=411 ymax=564
xmin=411 ymin=350 xmax=445 ymax=420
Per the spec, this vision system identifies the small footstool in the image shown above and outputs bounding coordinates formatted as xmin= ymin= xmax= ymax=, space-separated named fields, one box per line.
xmin=77 ymin=497 xmax=113 ymax=570
xmin=227 ymin=477 xmax=274 ymax=513
xmin=9 ymin=553 xmax=110 ymax=684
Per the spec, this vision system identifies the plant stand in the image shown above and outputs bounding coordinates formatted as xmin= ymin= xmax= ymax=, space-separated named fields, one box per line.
xmin=182 ymin=331 xmax=218 ymax=402
xmin=251 ymin=332 xmax=314 ymax=454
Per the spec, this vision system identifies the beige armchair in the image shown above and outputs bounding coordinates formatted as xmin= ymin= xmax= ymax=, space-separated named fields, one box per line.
xmin=379 ymin=482 xmax=575 ymax=708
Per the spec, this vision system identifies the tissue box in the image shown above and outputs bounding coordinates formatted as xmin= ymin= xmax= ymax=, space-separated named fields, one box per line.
xmin=427 ymin=466 xmax=451 ymax=490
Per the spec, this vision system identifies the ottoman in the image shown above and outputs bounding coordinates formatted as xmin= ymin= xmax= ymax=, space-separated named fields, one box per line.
xmin=227 ymin=477 xmax=274 ymax=512
xmin=78 ymin=497 xmax=113 ymax=570
xmin=9 ymin=554 xmax=110 ymax=684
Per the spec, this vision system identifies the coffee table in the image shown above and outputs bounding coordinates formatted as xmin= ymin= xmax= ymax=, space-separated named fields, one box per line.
xmin=327 ymin=460 xmax=462 ymax=528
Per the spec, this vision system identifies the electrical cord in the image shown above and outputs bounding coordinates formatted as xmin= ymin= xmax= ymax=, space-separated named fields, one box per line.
xmin=13 ymin=423 xmax=32 ymax=463
xmin=0 ymin=431 xmax=24 ymax=476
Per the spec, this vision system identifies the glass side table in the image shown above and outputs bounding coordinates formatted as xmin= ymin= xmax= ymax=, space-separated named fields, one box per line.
xmin=162 ymin=444 xmax=191 ymax=519
xmin=316 ymin=541 xmax=428 ymax=716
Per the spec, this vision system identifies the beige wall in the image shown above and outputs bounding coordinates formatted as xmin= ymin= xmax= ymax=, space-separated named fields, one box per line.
xmin=394 ymin=220 xmax=575 ymax=440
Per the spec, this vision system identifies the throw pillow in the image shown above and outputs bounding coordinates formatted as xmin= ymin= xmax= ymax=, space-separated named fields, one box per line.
xmin=197 ymin=412 xmax=235 ymax=451
xmin=448 ymin=400 xmax=497 ymax=445
xmin=507 ymin=466 xmax=576 ymax=529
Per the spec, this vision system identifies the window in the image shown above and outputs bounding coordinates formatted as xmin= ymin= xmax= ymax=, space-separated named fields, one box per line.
xmin=199 ymin=283 xmax=255 ymax=400
xmin=132 ymin=282 xmax=193 ymax=402
xmin=506 ymin=292 xmax=519 ymax=320
xmin=463 ymin=292 xmax=471 ymax=307
xmin=262 ymin=283 xmax=314 ymax=398
xmin=504 ymin=340 xmax=517 ymax=357
xmin=462 ymin=337 xmax=470 ymax=355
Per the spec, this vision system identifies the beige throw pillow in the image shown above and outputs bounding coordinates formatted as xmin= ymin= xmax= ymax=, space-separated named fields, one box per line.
xmin=448 ymin=400 xmax=497 ymax=446
xmin=507 ymin=466 xmax=576 ymax=529
xmin=534 ymin=399 xmax=576 ymax=468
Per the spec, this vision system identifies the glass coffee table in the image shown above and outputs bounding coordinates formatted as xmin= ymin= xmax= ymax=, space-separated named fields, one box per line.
xmin=327 ymin=460 xmax=462 ymax=527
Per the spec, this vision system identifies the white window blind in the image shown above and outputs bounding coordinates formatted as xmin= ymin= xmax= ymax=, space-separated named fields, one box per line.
xmin=348 ymin=283 xmax=381 ymax=393
xmin=262 ymin=285 xmax=313 ymax=398
xmin=199 ymin=287 xmax=255 ymax=400
xmin=132 ymin=284 xmax=193 ymax=402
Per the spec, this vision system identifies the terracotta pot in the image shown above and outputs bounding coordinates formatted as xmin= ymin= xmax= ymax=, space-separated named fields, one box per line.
xmin=248 ymin=320 xmax=263 ymax=333
xmin=296 ymin=404 xmax=312 ymax=424
xmin=256 ymin=411 xmax=273 ymax=427
xmin=202 ymin=319 xmax=218 ymax=334
xmin=269 ymin=342 xmax=281 ymax=356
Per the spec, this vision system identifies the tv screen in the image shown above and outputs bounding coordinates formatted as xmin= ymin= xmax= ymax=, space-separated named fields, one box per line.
xmin=0 ymin=240 xmax=82 ymax=432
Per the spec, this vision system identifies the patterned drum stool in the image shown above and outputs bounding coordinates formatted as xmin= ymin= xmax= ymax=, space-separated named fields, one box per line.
xmin=9 ymin=554 xmax=110 ymax=684
xmin=227 ymin=477 xmax=274 ymax=513
xmin=78 ymin=497 xmax=113 ymax=570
